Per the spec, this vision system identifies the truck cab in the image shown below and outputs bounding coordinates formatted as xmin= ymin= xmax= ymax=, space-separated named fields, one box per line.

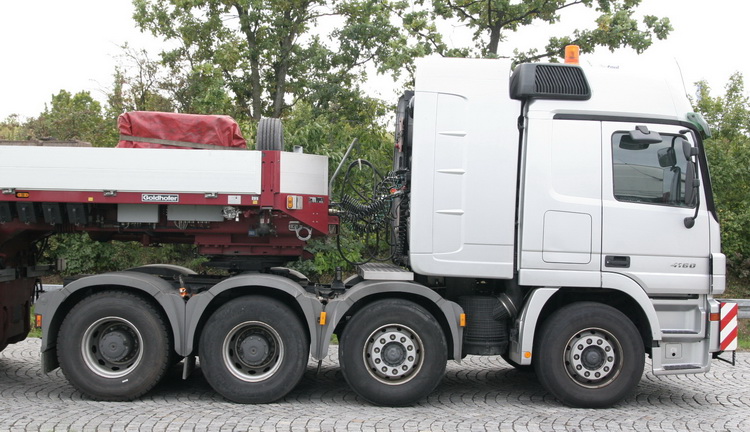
xmin=388 ymin=56 xmax=730 ymax=406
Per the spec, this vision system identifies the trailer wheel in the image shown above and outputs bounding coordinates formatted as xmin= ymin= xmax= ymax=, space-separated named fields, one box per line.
xmin=534 ymin=302 xmax=645 ymax=408
xmin=199 ymin=296 xmax=308 ymax=403
xmin=255 ymin=117 xmax=284 ymax=151
xmin=57 ymin=291 xmax=171 ymax=400
xmin=339 ymin=299 xmax=447 ymax=406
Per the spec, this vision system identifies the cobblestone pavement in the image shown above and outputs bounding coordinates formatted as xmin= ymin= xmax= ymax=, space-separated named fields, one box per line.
xmin=1 ymin=339 xmax=748 ymax=431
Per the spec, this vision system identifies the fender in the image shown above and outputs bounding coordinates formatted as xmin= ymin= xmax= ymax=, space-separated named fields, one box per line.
xmin=183 ymin=273 xmax=322 ymax=358
xmin=509 ymin=273 xmax=663 ymax=365
xmin=35 ymin=271 xmax=185 ymax=373
xmin=601 ymin=272 xmax=663 ymax=341
xmin=509 ymin=287 xmax=557 ymax=365
xmin=318 ymin=280 xmax=464 ymax=361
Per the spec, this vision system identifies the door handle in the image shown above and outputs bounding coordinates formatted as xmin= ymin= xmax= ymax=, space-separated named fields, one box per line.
xmin=605 ymin=255 xmax=630 ymax=268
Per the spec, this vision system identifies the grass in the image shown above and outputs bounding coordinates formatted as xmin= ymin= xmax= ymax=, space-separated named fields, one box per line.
xmin=738 ymin=320 xmax=750 ymax=351
xmin=28 ymin=305 xmax=42 ymax=338
xmin=721 ymin=275 xmax=749 ymax=350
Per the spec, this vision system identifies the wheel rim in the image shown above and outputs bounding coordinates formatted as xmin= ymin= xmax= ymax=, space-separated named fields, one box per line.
xmin=81 ymin=316 xmax=144 ymax=379
xmin=222 ymin=321 xmax=284 ymax=382
xmin=363 ymin=324 xmax=424 ymax=385
xmin=563 ymin=327 xmax=622 ymax=388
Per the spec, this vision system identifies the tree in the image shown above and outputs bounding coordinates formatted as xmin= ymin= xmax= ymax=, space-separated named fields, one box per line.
xmin=694 ymin=73 xmax=750 ymax=278
xmin=0 ymin=114 xmax=29 ymax=140
xmin=428 ymin=0 xmax=672 ymax=61
xmin=25 ymin=90 xmax=115 ymax=146
xmin=107 ymin=46 xmax=176 ymax=118
xmin=132 ymin=0 xmax=440 ymax=121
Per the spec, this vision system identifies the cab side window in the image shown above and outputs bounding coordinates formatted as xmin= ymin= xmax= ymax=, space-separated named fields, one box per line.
xmin=612 ymin=132 xmax=693 ymax=207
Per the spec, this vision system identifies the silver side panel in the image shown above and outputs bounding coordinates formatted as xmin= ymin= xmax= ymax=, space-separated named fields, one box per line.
xmin=0 ymin=146 xmax=262 ymax=194
xmin=357 ymin=263 xmax=414 ymax=281
xmin=409 ymin=58 xmax=520 ymax=279
xmin=279 ymin=152 xmax=328 ymax=195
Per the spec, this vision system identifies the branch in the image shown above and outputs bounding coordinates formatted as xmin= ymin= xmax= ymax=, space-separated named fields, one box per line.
xmin=497 ymin=0 xmax=585 ymax=29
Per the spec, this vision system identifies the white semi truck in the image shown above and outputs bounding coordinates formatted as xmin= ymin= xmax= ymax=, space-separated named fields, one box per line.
xmin=0 ymin=52 xmax=737 ymax=408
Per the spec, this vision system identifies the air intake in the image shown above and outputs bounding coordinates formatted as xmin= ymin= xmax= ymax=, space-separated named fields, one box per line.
xmin=510 ymin=63 xmax=591 ymax=101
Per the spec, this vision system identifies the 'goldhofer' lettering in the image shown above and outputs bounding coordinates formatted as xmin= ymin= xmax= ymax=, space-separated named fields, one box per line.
xmin=141 ymin=194 xmax=179 ymax=203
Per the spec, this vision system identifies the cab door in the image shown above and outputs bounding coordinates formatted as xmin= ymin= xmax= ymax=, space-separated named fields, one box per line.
xmin=601 ymin=122 xmax=710 ymax=295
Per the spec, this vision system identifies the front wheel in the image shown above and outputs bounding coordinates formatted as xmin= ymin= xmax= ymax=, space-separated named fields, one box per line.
xmin=199 ymin=296 xmax=309 ymax=403
xmin=57 ymin=291 xmax=171 ymax=400
xmin=534 ymin=302 xmax=645 ymax=408
xmin=339 ymin=299 xmax=447 ymax=406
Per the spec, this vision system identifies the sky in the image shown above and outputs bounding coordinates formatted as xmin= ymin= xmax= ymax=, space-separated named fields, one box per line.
xmin=1 ymin=0 xmax=748 ymax=120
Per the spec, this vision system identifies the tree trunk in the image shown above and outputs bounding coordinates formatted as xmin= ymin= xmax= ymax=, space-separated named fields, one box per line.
xmin=234 ymin=3 xmax=264 ymax=120
xmin=487 ymin=24 xmax=501 ymax=56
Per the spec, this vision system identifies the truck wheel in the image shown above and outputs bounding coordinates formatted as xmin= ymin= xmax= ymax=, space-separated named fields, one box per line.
xmin=199 ymin=296 xmax=308 ymax=403
xmin=255 ymin=117 xmax=284 ymax=151
xmin=57 ymin=291 xmax=171 ymax=400
xmin=339 ymin=299 xmax=447 ymax=406
xmin=534 ymin=302 xmax=645 ymax=408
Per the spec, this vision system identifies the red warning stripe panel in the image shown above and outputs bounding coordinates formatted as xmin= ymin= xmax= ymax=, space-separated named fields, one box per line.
xmin=720 ymin=302 xmax=739 ymax=351
xmin=721 ymin=303 xmax=738 ymax=328
xmin=721 ymin=327 xmax=738 ymax=351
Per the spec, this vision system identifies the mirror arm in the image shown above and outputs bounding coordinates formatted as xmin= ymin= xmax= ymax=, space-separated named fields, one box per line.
xmin=684 ymin=194 xmax=700 ymax=229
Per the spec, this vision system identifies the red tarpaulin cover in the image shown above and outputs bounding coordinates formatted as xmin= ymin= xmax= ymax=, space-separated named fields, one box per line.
xmin=117 ymin=111 xmax=247 ymax=149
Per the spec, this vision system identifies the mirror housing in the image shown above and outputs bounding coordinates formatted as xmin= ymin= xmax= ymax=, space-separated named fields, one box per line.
xmin=657 ymin=147 xmax=676 ymax=167
xmin=620 ymin=126 xmax=663 ymax=150
xmin=682 ymin=139 xmax=699 ymax=160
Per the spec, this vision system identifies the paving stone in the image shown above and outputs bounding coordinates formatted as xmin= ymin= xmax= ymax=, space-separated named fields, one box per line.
xmin=0 ymin=339 xmax=748 ymax=431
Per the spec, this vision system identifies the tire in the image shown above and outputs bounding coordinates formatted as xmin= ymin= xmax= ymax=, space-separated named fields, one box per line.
xmin=501 ymin=353 xmax=535 ymax=373
xmin=255 ymin=117 xmax=284 ymax=151
xmin=339 ymin=299 xmax=447 ymax=406
xmin=198 ymin=296 xmax=309 ymax=403
xmin=534 ymin=302 xmax=645 ymax=408
xmin=57 ymin=291 xmax=171 ymax=400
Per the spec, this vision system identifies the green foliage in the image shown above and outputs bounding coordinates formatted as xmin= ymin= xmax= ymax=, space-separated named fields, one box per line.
xmin=165 ymin=62 xmax=236 ymax=115
xmin=426 ymin=0 xmax=671 ymax=61
xmin=132 ymin=0 xmax=439 ymax=121
xmin=283 ymin=99 xmax=392 ymax=173
xmin=24 ymin=90 xmax=115 ymax=146
xmin=44 ymin=233 xmax=206 ymax=276
xmin=28 ymin=305 xmax=42 ymax=339
xmin=106 ymin=46 xmax=180 ymax=122
xmin=282 ymin=99 xmax=396 ymax=280
xmin=694 ymin=73 xmax=750 ymax=278
xmin=0 ymin=114 xmax=29 ymax=140
xmin=287 ymin=236 xmax=362 ymax=283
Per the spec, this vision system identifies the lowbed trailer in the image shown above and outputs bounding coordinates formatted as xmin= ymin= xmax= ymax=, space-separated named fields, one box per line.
xmin=0 ymin=50 xmax=739 ymax=407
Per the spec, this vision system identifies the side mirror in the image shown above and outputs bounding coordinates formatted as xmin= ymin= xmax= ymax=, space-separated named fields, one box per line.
xmin=682 ymin=138 xmax=699 ymax=160
xmin=657 ymin=147 xmax=676 ymax=167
